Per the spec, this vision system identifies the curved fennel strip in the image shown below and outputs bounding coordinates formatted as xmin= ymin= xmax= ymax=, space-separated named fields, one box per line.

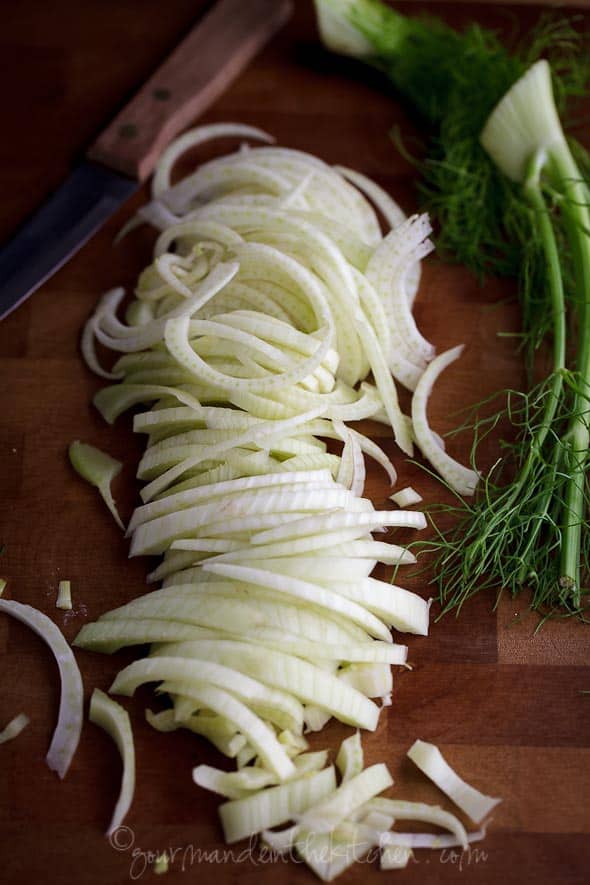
xmin=152 ymin=122 xmax=274 ymax=199
xmin=365 ymin=214 xmax=435 ymax=367
xmin=130 ymin=486 xmax=368 ymax=556
xmin=138 ymin=407 xmax=328 ymax=503
xmin=407 ymin=739 xmax=501 ymax=824
xmin=0 ymin=712 xmax=30 ymax=744
xmin=201 ymin=562 xmax=393 ymax=641
xmin=247 ymin=509 xmax=426 ymax=546
xmin=111 ymin=658 xmax=303 ymax=734
xmin=99 ymin=584 xmax=372 ymax=644
xmin=193 ymin=751 xmax=328 ymax=799
xmin=112 ymin=663 xmax=294 ymax=779
xmin=334 ymin=165 xmax=406 ymax=230
xmin=0 ymin=599 xmax=83 ymax=778
xmin=312 ymin=775 xmax=392 ymax=831
xmin=169 ymin=684 xmax=296 ymax=780
xmin=69 ymin=441 xmax=124 ymax=529
xmin=327 ymin=578 xmax=430 ymax=635
xmin=94 ymin=384 xmax=203 ymax=425
xmin=106 ymin=131 xmax=434 ymax=452
xmin=81 ymin=288 xmax=126 ymax=379
xmin=336 ymin=731 xmax=364 ymax=782
xmin=127 ymin=468 xmax=336 ymax=531
xmin=77 ymin=616 xmax=407 ymax=665
xmin=92 ymin=262 xmax=241 ymax=353
xmin=411 ymin=345 xmax=480 ymax=496
xmin=150 ymin=640 xmax=381 ymax=731
xmin=378 ymin=825 xmax=488 ymax=850
xmin=89 ymin=688 xmax=136 ymax=836
xmin=146 ymin=708 xmax=247 ymax=758
xmin=261 ymin=763 xmax=394 ymax=853
xmin=366 ymin=798 xmax=469 ymax=849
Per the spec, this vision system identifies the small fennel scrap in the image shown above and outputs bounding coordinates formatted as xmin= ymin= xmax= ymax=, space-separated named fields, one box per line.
xmin=69 ymin=441 xmax=124 ymax=530
xmin=0 ymin=712 xmax=30 ymax=745
xmin=56 ymin=580 xmax=72 ymax=611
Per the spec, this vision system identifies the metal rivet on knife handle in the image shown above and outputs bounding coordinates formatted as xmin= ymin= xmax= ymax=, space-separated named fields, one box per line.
xmin=87 ymin=0 xmax=293 ymax=182
xmin=118 ymin=124 xmax=138 ymax=139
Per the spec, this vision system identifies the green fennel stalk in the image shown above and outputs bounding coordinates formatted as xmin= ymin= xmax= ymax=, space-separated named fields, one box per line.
xmin=315 ymin=0 xmax=590 ymax=618
xmin=449 ymin=60 xmax=590 ymax=615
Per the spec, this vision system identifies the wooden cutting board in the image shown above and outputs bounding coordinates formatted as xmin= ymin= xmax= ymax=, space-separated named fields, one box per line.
xmin=1 ymin=2 xmax=589 ymax=883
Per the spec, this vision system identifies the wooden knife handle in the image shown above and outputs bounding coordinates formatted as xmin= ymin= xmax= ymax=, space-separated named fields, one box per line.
xmin=87 ymin=0 xmax=292 ymax=181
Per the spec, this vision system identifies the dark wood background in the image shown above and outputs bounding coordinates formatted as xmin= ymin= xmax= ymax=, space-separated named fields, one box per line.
xmin=1 ymin=2 xmax=589 ymax=883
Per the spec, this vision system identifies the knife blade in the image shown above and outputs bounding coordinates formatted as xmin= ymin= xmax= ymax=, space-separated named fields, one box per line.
xmin=0 ymin=0 xmax=292 ymax=321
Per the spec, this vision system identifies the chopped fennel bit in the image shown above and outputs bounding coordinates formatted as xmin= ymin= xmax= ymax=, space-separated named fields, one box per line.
xmin=389 ymin=486 xmax=422 ymax=507
xmin=335 ymin=731 xmax=363 ymax=782
xmin=153 ymin=853 xmax=169 ymax=875
xmin=89 ymin=688 xmax=136 ymax=836
xmin=380 ymin=844 xmax=413 ymax=870
xmin=0 ymin=599 xmax=83 ymax=777
xmin=408 ymin=739 xmax=501 ymax=824
xmin=56 ymin=580 xmax=72 ymax=611
xmin=68 ymin=441 xmax=124 ymax=530
xmin=0 ymin=712 xmax=30 ymax=745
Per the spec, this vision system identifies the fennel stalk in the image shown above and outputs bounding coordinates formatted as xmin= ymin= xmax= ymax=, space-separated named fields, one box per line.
xmin=316 ymin=0 xmax=590 ymax=618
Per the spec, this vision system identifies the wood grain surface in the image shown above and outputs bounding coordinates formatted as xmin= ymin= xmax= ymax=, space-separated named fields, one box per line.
xmin=1 ymin=2 xmax=589 ymax=884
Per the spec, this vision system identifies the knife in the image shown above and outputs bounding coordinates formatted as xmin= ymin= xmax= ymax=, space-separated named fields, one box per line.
xmin=0 ymin=0 xmax=292 ymax=320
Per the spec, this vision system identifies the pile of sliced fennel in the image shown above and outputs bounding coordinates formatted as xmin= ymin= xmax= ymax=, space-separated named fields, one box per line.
xmin=65 ymin=123 xmax=490 ymax=877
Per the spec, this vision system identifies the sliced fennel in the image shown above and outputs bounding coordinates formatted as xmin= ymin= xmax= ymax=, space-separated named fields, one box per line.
xmin=56 ymin=580 xmax=72 ymax=611
xmin=201 ymin=562 xmax=392 ymax=641
xmin=149 ymin=640 xmax=381 ymax=730
xmin=159 ymin=665 xmax=303 ymax=734
xmin=407 ymin=739 xmax=501 ymax=824
xmin=296 ymin=763 xmax=393 ymax=834
xmin=335 ymin=731 xmax=363 ymax=782
xmin=390 ymin=486 xmax=422 ymax=507
xmin=366 ymin=797 xmax=469 ymax=849
xmin=0 ymin=599 xmax=83 ymax=778
xmin=262 ymin=761 xmax=394 ymax=857
xmin=153 ymin=853 xmax=169 ymax=875
xmin=219 ymin=766 xmax=337 ymax=843
xmin=0 ymin=712 xmax=30 ymax=745
xmin=89 ymin=688 xmax=136 ymax=836
xmin=68 ymin=441 xmax=124 ymax=529
xmin=146 ymin=708 xmax=246 ymax=758
xmin=294 ymin=824 xmax=380 ymax=882
xmin=193 ymin=751 xmax=328 ymax=799
xmin=66 ymin=121 xmax=505 ymax=882
xmin=411 ymin=346 xmax=479 ymax=496
xmin=381 ymin=844 xmax=413 ymax=870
